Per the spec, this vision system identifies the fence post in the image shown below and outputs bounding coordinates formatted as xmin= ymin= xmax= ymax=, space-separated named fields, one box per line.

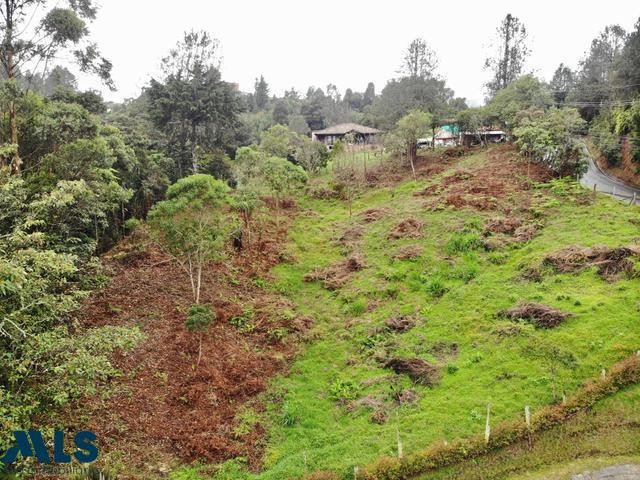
xmin=593 ymin=183 xmax=597 ymax=192
xmin=354 ymin=466 xmax=359 ymax=479
xmin=525 ymin=405 xmax=531 ymax=428
xmin=601 ymin=368 xmax=606 ymax=379
xmin=485 ymin=403 xmax=491 ymax=445
xmin=612 ymin=186 xmax=616 ymax=198
xmin=631 ymin=192 xmax=636 ymax=206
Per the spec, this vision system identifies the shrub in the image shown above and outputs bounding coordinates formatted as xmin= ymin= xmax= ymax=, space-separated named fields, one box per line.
xmin=329 ymin=379 xmax=360 ymax=403
xmin=446 ymin=232 xmax=484 ymax=254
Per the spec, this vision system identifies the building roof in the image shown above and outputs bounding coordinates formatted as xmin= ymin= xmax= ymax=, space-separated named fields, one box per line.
xmin=312 ymin=123 xmax=381 ymax=135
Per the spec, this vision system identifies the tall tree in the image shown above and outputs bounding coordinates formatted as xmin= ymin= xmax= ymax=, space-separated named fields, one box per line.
xmin=399 ymin=38 xmax=438 ymax=79
xmin=615 ymin=18 xmax=640 ymax=99
xmin=147 ymin=31 xmax=240 ymax=177
xmin=484 ymin=13 xmax=530 ymax=97
xmin=363 ymin=82 xmax=375 ymax=107
xmin=254 ymin=75 xmax=270 ymax=110
xmin=550 ymin=63 xmax=575 ymax=104
xmin=570 ymin=24 xmax=627 ymax=119
xmin=0 ymin=0 xmax=113 ymax=173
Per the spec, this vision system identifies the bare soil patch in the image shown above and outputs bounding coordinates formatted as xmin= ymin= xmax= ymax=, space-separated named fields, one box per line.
xmin=61 ymin=213 xmax=307 ymax=472
xmin=543 ymin=245 xmax=639 ymax=282
xmin=501 ymin=302 xmax=573 ymax=328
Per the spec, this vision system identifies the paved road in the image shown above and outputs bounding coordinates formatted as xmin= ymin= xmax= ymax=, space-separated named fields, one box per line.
xmin=571 ymin=464 xmax=640 ymax=479
xmin=580 ymin=146 xmax=640 ymax=205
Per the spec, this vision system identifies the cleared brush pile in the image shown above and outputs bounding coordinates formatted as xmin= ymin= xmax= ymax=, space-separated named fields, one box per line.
xmin=304 ymin=254 xmax=366 ymax=290
xmin=385 ymin=315 xmax=417 ymax=333
xmin=388 ymin=218 xmax=424 ymax=239
xmin=393 ymin=245 xmax=422 ymax=260
xmin=384 ymin=358 xmax=441 ymax=386
xmin=543 ymin=245 xmax=639 ymax=282
xmin=500 ymin=302 xmax=572 ymax=328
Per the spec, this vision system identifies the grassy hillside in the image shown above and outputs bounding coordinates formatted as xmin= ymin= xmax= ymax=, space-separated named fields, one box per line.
xmin=172 ymin=145 xmax=640 ymax=479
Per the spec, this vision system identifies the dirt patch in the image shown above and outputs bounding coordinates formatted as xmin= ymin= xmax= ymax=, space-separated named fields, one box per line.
xmin=445 ymin=193 xmax=498 ymax=211
xmin=501 ymin=302 xmax=573 ymax=328
xmin=384 ymin=358 xmax=441 ymax=386
xmin=543 ymin=245 xmax=639 ymax=282
xmin=358 ymin=207 xmax=390 ymax=223
xmin=388 ymin=218 xmax=424 ymax=239
xmin=484 ymin=218 xmax=523 ymax=235
xmin=442 ymin=169 xmax=472 ymax=186
xmin=59 ymin=211 xmax=306 ymax=471
xmin=385 ymin=315 xmax=417 ymax=333
xmin=304 ymin=254 xmax=366 ymax=290
xmin=393 ymin=245 xmax=423 ymax=260
xmin=414 ymin=184 xmax=443 ymax=197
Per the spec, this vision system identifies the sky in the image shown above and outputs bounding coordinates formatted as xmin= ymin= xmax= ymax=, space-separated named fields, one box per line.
xmin=75 ymin=0 xmax=640 ymax=107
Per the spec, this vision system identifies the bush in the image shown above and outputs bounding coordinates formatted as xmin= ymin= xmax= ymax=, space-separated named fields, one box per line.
xmin=329 ymin=378 xmax=360 ymax=403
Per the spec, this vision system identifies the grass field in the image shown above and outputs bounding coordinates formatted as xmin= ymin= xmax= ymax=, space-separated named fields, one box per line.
xmin=172 ymin=146 xmax=640 ymax=480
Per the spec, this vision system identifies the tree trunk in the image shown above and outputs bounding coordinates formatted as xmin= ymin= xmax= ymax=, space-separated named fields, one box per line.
xmin=4 ymin=7 xmax=22 ymax=174
xmin=191 ymin=123 xmax=198 ymax=174
xmin=195 ymin=262 xmax=202 ymax=304
xmin=196 ymin=334 xmax=203 ymax=366
xmin=409 ymin=143 xmax=417 ymax=181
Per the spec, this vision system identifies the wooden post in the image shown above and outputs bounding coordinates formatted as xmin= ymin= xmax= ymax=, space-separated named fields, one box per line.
xmin=485 ymin=403 xmax=491 ymax=445
xmin=396 ymin=425 xmax=403 ymax=458
xmin=630 ymin=193 xmax=636 ymax=206
xmin=612 ymin=186 xmax=616 ymax=198
xmin=525 ymin=405 xmax=531 ymax=428
xmin=354 ymin=466 xmax=359 ymax=480
xmin=601 ymin=368 xmax=606 ymax=380
xmin=593 ymin=183 xmax=597 ymax=192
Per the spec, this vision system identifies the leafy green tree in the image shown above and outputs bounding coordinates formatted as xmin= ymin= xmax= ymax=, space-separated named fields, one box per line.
xmin=185 ymin=304 xmax=216 ymax=366
xmin=260 ymin=156 xmax=308 ymax=218
xmin=260 ymin=124 xmax=296 ymax=158
xmin=272 ymin=98 xmax=290 ymax=125
xmin=363 ymin=82 xmax=376 ymax=108
xmin=549 ymin=64 xmax=575 ymax=104
xmin=615 ymin=18 xmax=640 ymax=99
xmin=294 ymin=136 xmax=329 ymax=173
xmin=484 ymin=75 xmax=552 ymax=130
xmin=287 ymin=114 xmax=310 ymax=135
xmin=231 ymin=188 xmax=260 ymax=244
xmin=147 ymin=31 xmax=240 ymax=177
xmin=368 ymin=76 xmax=453 ymax=130
xmin=234 ymin=145 xmax=266 ymax=186
xmin=254 ymin=75 xmax=270 ymax=110
xmin=457 ymin=107 xmax=489 ymax=145
xmin=513 ymin=108 xmax=588 ymax=176
xmin=301 ymin=87 xmax=327 ymax=131
xmin=399 ymin=38 xmax=439 ymax=79
xmin=395 ymin=110 xmax=433 ymax=179
xmin=484 ymin=13 xmax=530 ymax=98
xmin=148 ymin=174 xmax=236 ymax=304
xmin=569 ymin=25 xmax=627 ymax=120
xmin=0 ymin=0 xmax=113 ymax=173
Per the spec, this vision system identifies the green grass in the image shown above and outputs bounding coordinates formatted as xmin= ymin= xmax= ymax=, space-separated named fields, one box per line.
xmin=171 ymin=148 xmax=640 ymax=480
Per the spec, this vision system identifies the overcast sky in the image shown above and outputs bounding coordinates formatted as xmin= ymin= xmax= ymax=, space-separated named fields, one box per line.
xmin=77 ymin=0 xmax=640 ymax=106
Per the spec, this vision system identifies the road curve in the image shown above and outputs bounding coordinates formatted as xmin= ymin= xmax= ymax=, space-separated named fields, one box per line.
xmin=580 ymin=143 xmax=640 ymax=205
